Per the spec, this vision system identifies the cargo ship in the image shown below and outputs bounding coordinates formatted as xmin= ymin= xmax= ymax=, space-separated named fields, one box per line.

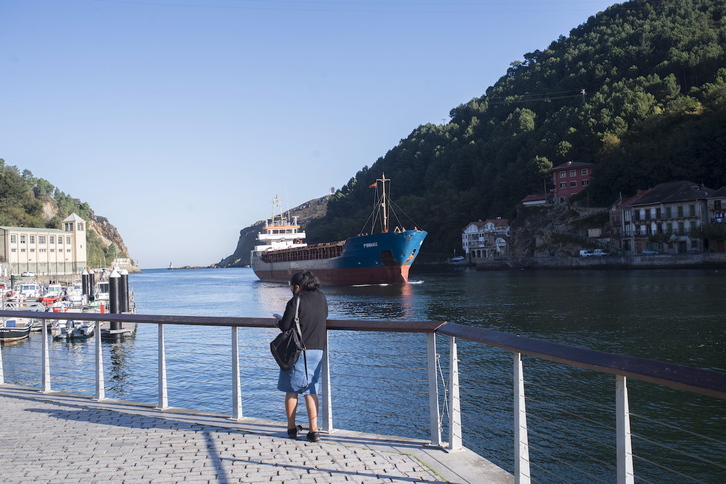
xmin=251 ymin=176 xmax=427 ymax=285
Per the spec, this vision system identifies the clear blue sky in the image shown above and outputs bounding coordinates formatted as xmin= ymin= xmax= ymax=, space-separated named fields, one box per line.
xmin=1 ymin=0 xmax=617 ymax=269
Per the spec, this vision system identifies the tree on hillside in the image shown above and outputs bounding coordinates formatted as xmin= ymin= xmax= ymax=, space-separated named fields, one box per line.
xmin=306 ymin=0 xmax=726 ymax=260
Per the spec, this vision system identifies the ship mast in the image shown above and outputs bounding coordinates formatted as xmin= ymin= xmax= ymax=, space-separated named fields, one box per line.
xmin=378 ymin=174 xmax=389 ymax=233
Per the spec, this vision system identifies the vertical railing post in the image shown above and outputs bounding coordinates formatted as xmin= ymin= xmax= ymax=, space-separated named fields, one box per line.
xmin=514 ymin=352 xmax=531 ymax=484
xmin=157 ymin=323 xmax=168 ymax=410
xmin=95 ymin=321 xmax=105 ymax=400
xmin=231 ymin=326 xmax=243 ymax=420
xmin=41 ymin=318 xmax=51 ymax=393
xmin=426 ymin=333 xmax=442 ymax=447
xmin=321 ymin=331 xmax=333 ymax=433
xmin=0 ymin=330 xmax=4 ymax=384
xmin=448 ymin=336 xmax=462 ymax=451
xmin=616 ymin=375 xmax=635 ymax=484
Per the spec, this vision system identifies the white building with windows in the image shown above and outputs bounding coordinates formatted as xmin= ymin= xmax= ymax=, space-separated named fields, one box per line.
xmin=461 ymin=218 xmax=510 ymax=261
xmin=0 ymin=213 xmax=87 ymax=275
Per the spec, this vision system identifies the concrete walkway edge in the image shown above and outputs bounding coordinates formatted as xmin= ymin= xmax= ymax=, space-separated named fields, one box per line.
xmin=0 ymin=384 xmax=512 ymax=483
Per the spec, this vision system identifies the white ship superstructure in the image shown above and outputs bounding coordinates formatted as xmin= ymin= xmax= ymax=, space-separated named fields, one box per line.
xmin=253 ymin=196 xmax=307 ymax=254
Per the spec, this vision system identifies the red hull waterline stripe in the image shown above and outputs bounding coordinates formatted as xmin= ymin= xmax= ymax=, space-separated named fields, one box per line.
xmin=254 ymin=265 xmax=412 ymax=285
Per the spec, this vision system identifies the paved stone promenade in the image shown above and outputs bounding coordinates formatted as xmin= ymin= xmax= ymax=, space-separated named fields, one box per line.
xmin=0 ymin=384 xmax=512 ymax=483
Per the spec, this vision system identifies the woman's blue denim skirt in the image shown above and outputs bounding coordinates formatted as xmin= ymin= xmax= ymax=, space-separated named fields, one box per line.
xmin=277 ymin=349 xmax=324 ymax=395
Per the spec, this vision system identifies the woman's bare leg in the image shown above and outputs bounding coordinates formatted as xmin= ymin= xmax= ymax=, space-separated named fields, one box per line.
xmin=304 ymin=394 xmax=319 ymax=432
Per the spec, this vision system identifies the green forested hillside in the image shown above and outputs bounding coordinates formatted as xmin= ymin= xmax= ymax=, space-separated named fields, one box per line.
xmin=0 ymin=159 xmax=129 ymax=268
xmin=306 ymin=0 xmax=726 ymax=260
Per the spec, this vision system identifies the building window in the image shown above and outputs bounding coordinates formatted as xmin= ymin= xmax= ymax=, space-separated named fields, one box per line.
xmin=689 ymin=204 xmax=696 ymax=216
xmin=559 ymin=171 xmax=566 ymax=178
xmin=39 ymin=236 xmax=46 ymax=244
xmin=665 ymin=206 xmax=672 ymax=218
xmin=691 ymin=240 xmax=698 ymax=249
xmin=77 ymin=222 xmax=84 ymax=231
xmin=677 ymin=206 xmax=684 ymax=217
xmin=58 ymin=237 xmax=63 ymax=245
xmin=11 ymin=248 xmax=16 ymax=253
xmin=66 ymin=237 xmax=71 ymax=244
xmin=10 ymin=235 xmax=16 ymax=243
xmin=678 ymin=222 xmax=685 ymax=234
xmin=570 ymin=181 xmax=577 ymax=187
xmin=582 ymin=180 xmax=589 ymax=186
xmin=581 ymin=169 xmax=588 ymax=175
xmin=560 ymin=182 xmax=566 ymax=188
xmin=570 ymin=170 xmax=576 ymax=176
xmin=666 ymin=222 xmax=673 ymax=233
xmin=20 ymin=235 xmax=26 ymax=244
xmin=29 ymin=235 xmax=35 ymax=244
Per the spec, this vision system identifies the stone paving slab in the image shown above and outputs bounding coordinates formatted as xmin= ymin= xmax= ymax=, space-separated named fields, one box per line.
xmin=0 ymin=384 xmax=512 ymax=483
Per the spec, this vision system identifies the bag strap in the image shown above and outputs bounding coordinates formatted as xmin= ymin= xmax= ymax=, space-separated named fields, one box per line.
xmin=293 ymin=296 xmax=309 ymax=382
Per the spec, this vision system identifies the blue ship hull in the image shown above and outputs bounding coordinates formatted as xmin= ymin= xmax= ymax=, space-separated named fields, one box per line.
xmin=251 ymin=230 xmax=427 ymax=285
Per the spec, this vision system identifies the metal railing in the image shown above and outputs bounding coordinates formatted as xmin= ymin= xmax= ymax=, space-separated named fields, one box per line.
xmin=1 ymin=309 xmax=725 ymax=484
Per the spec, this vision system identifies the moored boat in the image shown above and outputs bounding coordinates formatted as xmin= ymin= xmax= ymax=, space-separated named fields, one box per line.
xmin=51 ymin=320 xmax=95 ymax=340
xmin=0 ymin=319 xmax=32 ymax=342
xmin=251 ymin=175 xmax=427 ymax=285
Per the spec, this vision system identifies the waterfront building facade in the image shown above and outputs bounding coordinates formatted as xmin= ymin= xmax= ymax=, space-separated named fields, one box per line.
xmin=619 ymin=181 xmax=715 ymax=254
xmin=461 ymin=218 xmax=510 ymax=261
xmin=0 ymin=213 xmax=87 ymax=275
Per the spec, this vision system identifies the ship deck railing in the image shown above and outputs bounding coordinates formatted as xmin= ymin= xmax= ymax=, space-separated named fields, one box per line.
xmin=1 ymin=309 xmax=725 ymax=484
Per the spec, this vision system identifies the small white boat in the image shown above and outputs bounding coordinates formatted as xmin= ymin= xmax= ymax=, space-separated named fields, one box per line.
xmin=3 ymin=301 xmax=46 ymax=331
xmin=0 ymin=318 xmax=32 ymax=342
xmin=95 ymin=281 xmax=110 ymax=302
xmin=51 ymin=320 xmax=96 ymax=340
xmin=17 ymin=283 xmax=41 ymax=299
xmin=66 ymin=282 xmax=84 ymax=305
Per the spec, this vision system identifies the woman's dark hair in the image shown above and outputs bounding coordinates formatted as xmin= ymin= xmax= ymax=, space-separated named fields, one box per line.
xmin=290 ymin=271 xmax=320 ymax=292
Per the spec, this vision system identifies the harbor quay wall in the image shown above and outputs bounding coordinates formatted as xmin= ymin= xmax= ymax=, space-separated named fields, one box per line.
xmin=476 ymin=252 xmax=726 ymax=270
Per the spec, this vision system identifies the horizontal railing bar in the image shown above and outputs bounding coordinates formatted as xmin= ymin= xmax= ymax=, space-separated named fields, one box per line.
xmin=4 ymin=310 xmax=724 ymax=400
xmin=0 ymin=310 xmax=445 ymax=333
xmin=439 ymin=322 xmax=726 ymax=400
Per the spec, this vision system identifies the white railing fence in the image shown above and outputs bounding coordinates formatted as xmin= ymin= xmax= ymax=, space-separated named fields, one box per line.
xmin=1 ymin=310 xmax=725 ymax=483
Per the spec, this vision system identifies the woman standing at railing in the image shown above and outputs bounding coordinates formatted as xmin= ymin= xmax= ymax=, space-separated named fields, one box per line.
xmin=275 ymin=271 xmax=328 ymax=442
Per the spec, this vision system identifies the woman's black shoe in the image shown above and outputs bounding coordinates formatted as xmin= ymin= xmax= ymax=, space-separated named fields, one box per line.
xmin=306 ymin=431 xmax=320 ymax=442
xmin=287 ymin=425 xmax=303 ymax=439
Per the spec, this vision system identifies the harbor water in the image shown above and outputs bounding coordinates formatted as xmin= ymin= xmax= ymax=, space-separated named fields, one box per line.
xmin=2 ymin=266 xmax=725 ymax=482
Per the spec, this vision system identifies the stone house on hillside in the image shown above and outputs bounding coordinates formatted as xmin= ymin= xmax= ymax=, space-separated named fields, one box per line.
xmin=615 ymin=181 xmax=717 ymax=254
xmin=551 ymin=161 xmax=594 ymax=204
xmin=461 ymin=218 xmax=510 ymax=262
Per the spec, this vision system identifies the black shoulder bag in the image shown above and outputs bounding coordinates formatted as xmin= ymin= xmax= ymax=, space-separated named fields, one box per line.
xmin=270 ymin=296 xmax=306 ymax=371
